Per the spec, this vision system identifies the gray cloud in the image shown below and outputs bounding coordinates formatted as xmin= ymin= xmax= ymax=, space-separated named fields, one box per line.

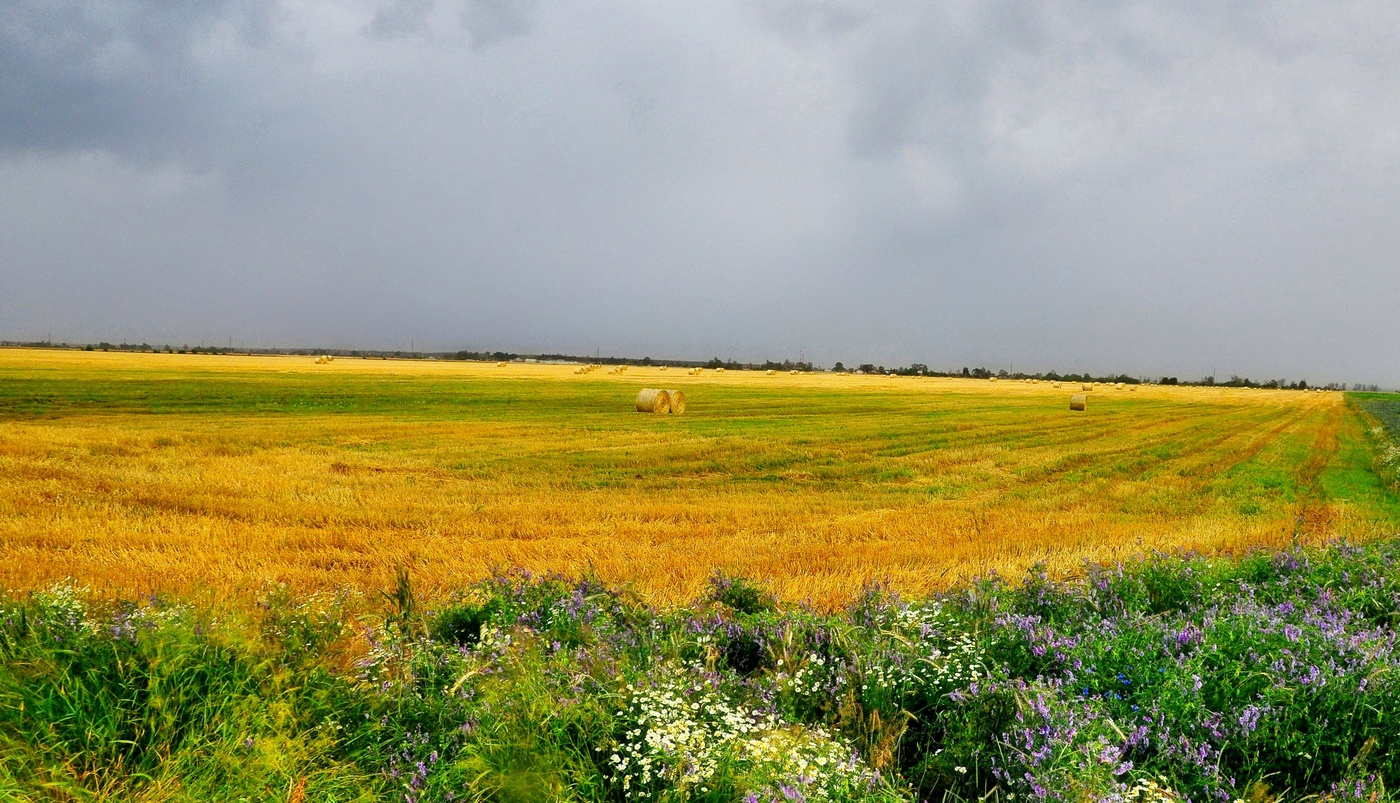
xmin=460 ymin=0 xmax=543 ymax=48
xmin=367 ymin=0 xmax=434 ymax=39
xmin=2 ymin=1 xmax=1399 ymax=385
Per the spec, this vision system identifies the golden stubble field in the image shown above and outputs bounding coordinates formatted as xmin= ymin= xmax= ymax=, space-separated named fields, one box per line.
xmin=1 ymin=348 xmax=1394 ymax=608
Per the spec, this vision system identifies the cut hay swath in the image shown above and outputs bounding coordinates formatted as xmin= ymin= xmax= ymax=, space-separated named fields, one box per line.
xmin=667 ymin=390 xmax=686 ymax=414
xmin=1070 ymin=393 xmax=1088 ymax=411
xmin=636 ymin=388 xmax=672 ymax=414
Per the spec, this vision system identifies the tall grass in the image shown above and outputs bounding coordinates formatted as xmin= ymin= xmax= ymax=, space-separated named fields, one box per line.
xmin=6 ymin=539 xmax=1400 ymax=801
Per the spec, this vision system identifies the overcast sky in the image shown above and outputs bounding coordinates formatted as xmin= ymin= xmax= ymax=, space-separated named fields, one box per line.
xmin=2 ymin=1 xmax=1398 ymax=384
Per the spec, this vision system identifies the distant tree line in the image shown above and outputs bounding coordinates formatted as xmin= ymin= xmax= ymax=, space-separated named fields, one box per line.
xmin=1 ymin=340 xmax=1392 ymax=391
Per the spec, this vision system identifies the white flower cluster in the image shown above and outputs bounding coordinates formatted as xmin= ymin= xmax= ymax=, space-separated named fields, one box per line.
xmin=31 ymin=582 xmax=90 ymax=633
xmin=861 ymin=604 xmax=985 ymax=699
xmin=1120 ymin=777 xmax=1183 ymax=803
xmin=609 ymin=670 xmax=873 ymax=800
xmin=774 ymin=652 xmax=832 ymax=699
xmin=1382 ymin=441 xmax=1400 ymax=471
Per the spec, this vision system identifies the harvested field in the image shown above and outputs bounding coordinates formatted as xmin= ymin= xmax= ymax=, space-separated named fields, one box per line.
xmin=1 ymin=348 xmax=1395 ymax=607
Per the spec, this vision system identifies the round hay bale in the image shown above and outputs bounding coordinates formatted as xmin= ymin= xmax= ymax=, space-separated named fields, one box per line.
xmin=716 ymin=367 xmax=725 ymax=373
xmin=667 ymin=389 xmax=686 ymax=414
xmin=766 ymin=369 xmax=776 ymax=376
xmin=989 ymin=376 xmax=998 ymax=382
xmin=1129 ymin=386 xmax=1137 ymax=392
xmin=790 ymin=369 xmax=800 ymax=375
xmin=1070 ymin=393 xmax=1087 ymax=411
xmin=659 ymin=366 xmax=668 ymax=371
xmin=636 ymin=388 xmax=672 ymax=414
xmin=1082 ymin=383 xmax=1092 ymax=391
xmin=497 ymin=361 xmax=507 ymax=367
xmin=1053 ymin=381 xmax=1062 ymax=388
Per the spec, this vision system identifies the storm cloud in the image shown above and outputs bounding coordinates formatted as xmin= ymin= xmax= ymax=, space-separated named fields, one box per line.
xmin=2 ymin=0 xmax=1398 ymax=385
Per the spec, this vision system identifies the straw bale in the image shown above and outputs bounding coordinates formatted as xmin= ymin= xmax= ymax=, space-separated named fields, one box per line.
xmin=636 ymin=388 xmax=672 ymax=414
xmin=1070 ymin=393 xmax=1087 ymax=411
xmin=1082 ymin=383 xmax=1092 ymax=391
xmin=667 ymin=389 xmax=686 ymax=414
xmin=766 ymin=369 xmax=776 ymax=375
xmin=497 ymin=361 xmax=507 ymax=367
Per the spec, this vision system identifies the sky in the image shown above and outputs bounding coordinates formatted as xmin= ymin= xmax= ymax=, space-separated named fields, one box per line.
xmin=2 ymin=1 xmax=1398 ymax=385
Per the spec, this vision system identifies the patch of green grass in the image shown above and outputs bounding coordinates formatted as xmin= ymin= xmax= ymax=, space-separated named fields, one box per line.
xmin=9 ymin=539 xmax=1400 ymax=801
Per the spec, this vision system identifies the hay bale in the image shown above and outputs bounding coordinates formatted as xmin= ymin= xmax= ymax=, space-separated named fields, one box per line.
xmin=667 ymin=389 xmax=686 ymax=414
xmin=1053 ymin=381 xmax=1062 ymax=388
xmin=1129 ymin=386 xmax=1137 ymax=392
xmin=766 ymin=369 xmax=776 ymax=375
xmin=989 ymin=376 xmax=998 ymax=382
xmin=790 ymin=369 xmax=800 ymax=375
xmin=497 ymin=361 xmax=507 ymax=367
xmin=1082 ymin=383 xmax=1092 ymax=391
xmin=1070 ymin=393 xmax=1087 ymax=411
xmin=636 ymin=388 xmax=672 ymax=414
xmin=716 ymin=367 xmax=725 ymax=373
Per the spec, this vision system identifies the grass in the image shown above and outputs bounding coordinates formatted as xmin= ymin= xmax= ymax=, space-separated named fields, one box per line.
xmin=7 ymin=538 xmax=1400 ymax=801
xmin=2 ymin=348 xmax=1396 ymax=607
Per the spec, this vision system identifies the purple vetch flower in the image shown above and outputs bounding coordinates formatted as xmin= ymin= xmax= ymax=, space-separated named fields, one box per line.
xmin=1238 ymin=705 xmax=1264 ymax=734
